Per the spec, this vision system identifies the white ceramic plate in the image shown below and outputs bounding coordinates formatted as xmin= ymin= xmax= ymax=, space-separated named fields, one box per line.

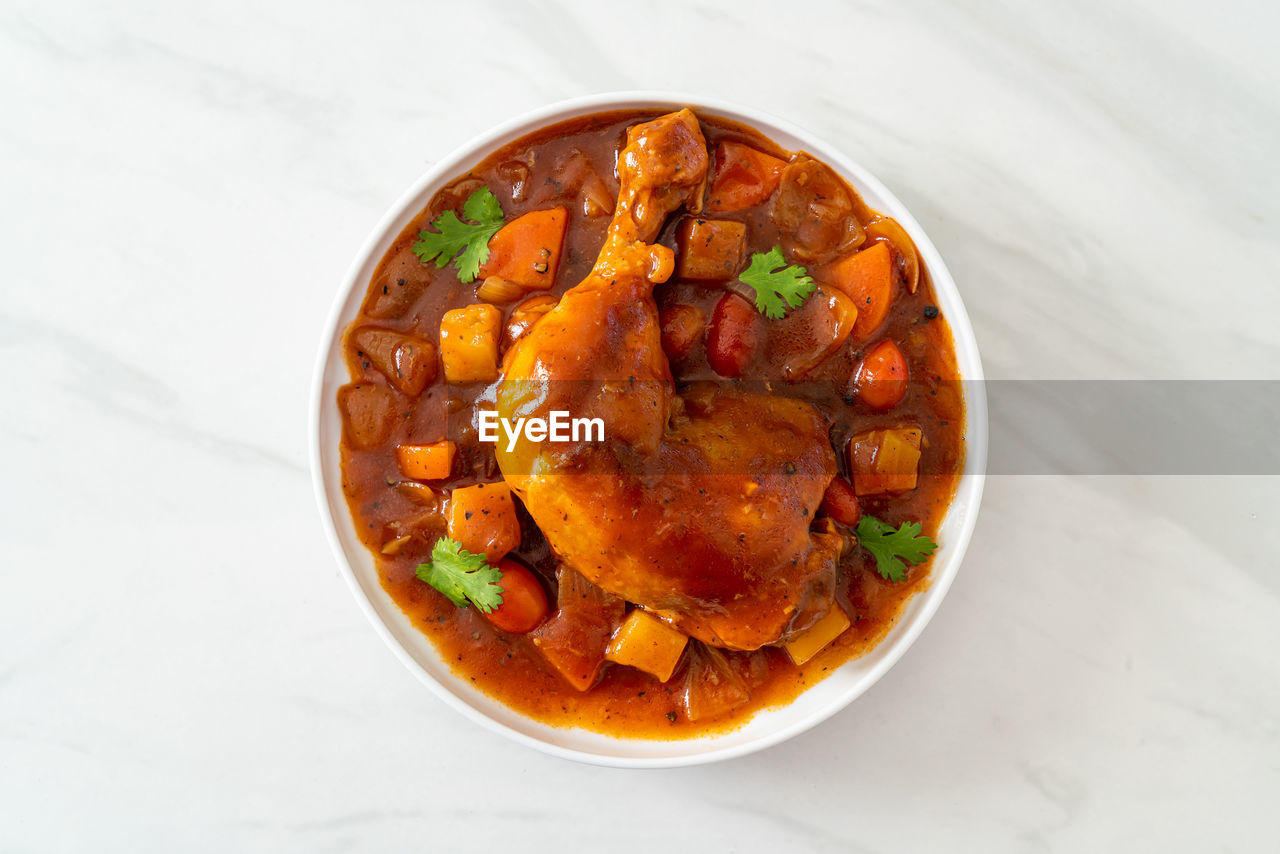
xmin=310 ymin=92 xmax=987 ymax=768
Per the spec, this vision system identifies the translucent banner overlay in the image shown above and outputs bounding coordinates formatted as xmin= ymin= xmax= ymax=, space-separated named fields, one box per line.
xmin=451 ymin=380 xmax=1280 ymax=476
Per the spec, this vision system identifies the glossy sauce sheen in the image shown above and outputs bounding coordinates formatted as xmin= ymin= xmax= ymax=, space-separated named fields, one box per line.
xmin=340 ymin=110 xmax=964 ymax=738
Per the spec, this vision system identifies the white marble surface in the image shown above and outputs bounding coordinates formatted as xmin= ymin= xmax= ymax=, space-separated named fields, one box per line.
xmin=3 ymin=0 xmax=1278 ymax=850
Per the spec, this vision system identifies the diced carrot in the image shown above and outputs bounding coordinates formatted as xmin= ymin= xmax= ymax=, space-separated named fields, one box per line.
xmin=676 ymin=217 xmax=746 ymax=281
xmin=479 ymin=207 xmax=568 ymax=290
xmin=849 ymin=427 xmax=922 ymax=496
xmin=396 ymin=441 xmax=455 ymax=481
xmin=606 ymin=609 xmax=689 ymax=682
xmin=446 ymin=481 xmax=521 ymax=563
xmin=865 ymin=216 xmax=920 ymax=293
xmin=821 ymin=241 xmax=894 ymax=340
xmin=707 ymin=142 xmax=787 ymax=213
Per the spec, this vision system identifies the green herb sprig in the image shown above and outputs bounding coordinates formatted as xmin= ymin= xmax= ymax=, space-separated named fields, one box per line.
xmin=855 ymin=515 xmax=937 ymax=582
xmin=738 ymin=247 xmax=816 ymax=319
xmin=415 ymin=537 xmax=505 ymax=612
xmin=412 ymin=187 xmax=505 ymax=283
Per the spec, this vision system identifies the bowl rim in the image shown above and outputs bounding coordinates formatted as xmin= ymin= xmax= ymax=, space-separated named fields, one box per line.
xmin=309 ymin=90 xmax=988 ymax=768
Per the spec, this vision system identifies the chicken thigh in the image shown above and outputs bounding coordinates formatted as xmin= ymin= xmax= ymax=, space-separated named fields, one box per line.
xmin=496 ymin=109 xmax=842 ymax=650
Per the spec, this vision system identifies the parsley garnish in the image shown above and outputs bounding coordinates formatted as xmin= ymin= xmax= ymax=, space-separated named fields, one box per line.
xmin=412 ymin=187 xmax=505 ymax=283
xmin=738 ymin=247 xmax=816 ymax=319
xmin=414 ymin=537 xmax=504 ymax=613
xmin=855 ymin=515 xmax=937 ymax=582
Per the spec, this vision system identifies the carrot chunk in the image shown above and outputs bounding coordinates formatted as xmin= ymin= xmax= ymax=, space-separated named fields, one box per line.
xmin=446 ymin=481 xmax=521 ymax=563
xmin=821 ymin=241 xmax=894 ymax=340
xmin=707 ymin=142 xmax=787 ymax=213
xmin=395 ymin=441 xmax=455 ymax=481
xmin=478 ymin=207 xmax=567 ymax=291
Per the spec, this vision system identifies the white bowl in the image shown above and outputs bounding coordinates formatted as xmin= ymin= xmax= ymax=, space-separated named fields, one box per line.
xmin=310 ymin=92 xmax=987 ymax=768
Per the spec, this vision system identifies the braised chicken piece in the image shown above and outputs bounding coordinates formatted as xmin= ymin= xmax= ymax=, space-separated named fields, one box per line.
xmin=496 ymin=110 xmax=842 ymax=650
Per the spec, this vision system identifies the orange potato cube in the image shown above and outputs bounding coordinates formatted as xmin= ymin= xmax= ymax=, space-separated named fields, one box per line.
xmin=676 ymin=217 xmax=746 ymax=281
xmin=606 ymin=610 xmax=689 ymax=682
xmin=446 ymin=481 xmax=520 ymax=563
xmin=849 ymin=427 xmax=922 ymax=496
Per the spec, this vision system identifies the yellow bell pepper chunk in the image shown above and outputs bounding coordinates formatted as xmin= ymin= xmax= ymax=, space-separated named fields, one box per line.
xmin=782 ymin=605 xmax=851 ymax=665
xmin=439 ymin=304 xmax=501 ymax=384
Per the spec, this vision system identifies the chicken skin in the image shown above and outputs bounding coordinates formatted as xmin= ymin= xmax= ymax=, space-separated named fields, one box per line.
xmin=496 ymin=109 xmax=841 ymax=650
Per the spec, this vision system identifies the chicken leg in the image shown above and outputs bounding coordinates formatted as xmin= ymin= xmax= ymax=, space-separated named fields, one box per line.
xmin=496 ymin=109 xmax=841 ymax=650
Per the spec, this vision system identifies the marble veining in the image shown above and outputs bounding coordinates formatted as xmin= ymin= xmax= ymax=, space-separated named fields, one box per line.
xmin=2 ymin=0 xmax=1278 ymax=851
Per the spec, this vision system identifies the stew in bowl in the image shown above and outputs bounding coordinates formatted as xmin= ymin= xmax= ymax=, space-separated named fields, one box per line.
xmin=313 ymin=95 xmax=984 ymax=762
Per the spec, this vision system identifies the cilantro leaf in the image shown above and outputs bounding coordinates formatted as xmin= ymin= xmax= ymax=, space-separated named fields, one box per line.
xmin=855 ymin=515 xmax=937 ymax=582
xmin=414 ymin=537 xmax=505 ymax=613
xmin=738 ymin=247 xmax=816 ymax=319
xmin=411 ymin=187 xmax=505 ymax=283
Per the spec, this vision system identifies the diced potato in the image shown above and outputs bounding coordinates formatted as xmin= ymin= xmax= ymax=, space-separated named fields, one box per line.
xmin=606 ymin=610 xmax=689 ymax=682
xmin=439 ymin=304 xmax=501 ymax=384
xmin=676 ymin=217 xmax=746 ymax=281
xmin=446 ymin=481 xmax=520 ymax=563
xmin=849 ymin=427 xmax=923 ymax=496
xmin=782 ymin=605 xmax=851 ymax=665
xmin=337 ymin=383 xmax=397 ymax=450
xmin=396 ymin=441 xmax=455 ymax=481
xmin=530 ymin=568 xmax=626 ymax=691
xmin=352 ymin=327 xmax=438 ymax=397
